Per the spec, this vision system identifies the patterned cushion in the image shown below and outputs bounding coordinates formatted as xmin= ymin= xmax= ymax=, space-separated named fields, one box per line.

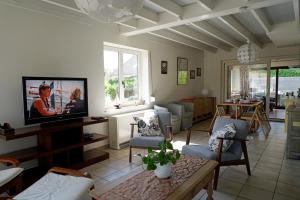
xmin=208 ymin=123 xmax=236 ymax=152
xmin=133 ymin=111 xmax=163 ymax=136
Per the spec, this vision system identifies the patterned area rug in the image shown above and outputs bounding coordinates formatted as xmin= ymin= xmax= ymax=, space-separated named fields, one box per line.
xmin=100 ymin=156 xmax=208 ymax=200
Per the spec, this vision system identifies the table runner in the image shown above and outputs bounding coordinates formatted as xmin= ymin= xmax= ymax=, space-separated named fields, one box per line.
xmin=100 ymin=156 xmax=208 ymax=200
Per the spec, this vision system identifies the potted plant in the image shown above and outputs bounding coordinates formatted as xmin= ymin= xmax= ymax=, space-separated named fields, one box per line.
xmin=138 ymin=140 xmax=180 ymax=179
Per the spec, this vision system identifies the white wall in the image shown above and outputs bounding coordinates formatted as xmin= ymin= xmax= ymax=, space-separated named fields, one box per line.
xmin=0 ymin=3 xmax=204 ymax=154
xmin=203 ymin=43 xmax=300 ymax=103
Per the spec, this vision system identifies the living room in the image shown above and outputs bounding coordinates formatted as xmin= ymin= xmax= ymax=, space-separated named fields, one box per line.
xmin=0 ymin=0 xmax=299 ymax=200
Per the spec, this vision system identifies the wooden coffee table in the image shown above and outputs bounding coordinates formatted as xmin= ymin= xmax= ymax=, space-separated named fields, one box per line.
xmin=100 ymin=156 xmax=218 ymax=200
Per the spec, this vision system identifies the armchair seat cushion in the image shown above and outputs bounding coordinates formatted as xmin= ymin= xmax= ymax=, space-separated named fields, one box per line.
xmin=182 ymin=145 xmax=239 ymax=162
xmin=130 ymin=136 xmax=165 ymax=148
xmin=0 ymin=167 xmax=23 ymax=187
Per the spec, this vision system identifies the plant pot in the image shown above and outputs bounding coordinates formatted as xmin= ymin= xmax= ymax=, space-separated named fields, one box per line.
xmin=154 ymin=163 xmax=172 ymax=179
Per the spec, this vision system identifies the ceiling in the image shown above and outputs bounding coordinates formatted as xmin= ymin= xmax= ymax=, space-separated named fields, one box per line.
xmin=2 ymin=0 xmax=300 ymax=52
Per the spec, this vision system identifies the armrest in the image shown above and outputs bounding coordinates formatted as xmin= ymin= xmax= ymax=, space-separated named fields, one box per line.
xmin=130 ymin=123 xmax=138 ymax=138
xmin=185 ymin=128 xmax=192 ymax=145
xmin=0 ymin=157 xmax=20 ymax=166
xmin=165 ymin=125 xmax=173 ymax=141
xmin=48 ymin=167 xmax=90 ymax=178
xmin=216 ymin=137 xmax=249 ymax=142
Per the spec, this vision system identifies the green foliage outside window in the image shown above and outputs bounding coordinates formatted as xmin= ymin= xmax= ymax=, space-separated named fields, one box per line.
xmin=270 ymin=69 xmax=300 ymax=77
xmin=105 ymin=76 xmax=137 ymax=101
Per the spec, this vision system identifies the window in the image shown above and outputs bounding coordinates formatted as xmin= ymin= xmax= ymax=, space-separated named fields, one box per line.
xmin=104 ymin=44 xmax=149 ymax=108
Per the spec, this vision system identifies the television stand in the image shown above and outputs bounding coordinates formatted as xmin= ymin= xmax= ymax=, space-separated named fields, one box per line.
xmin=40 ymin=117 xmax=84 ymax=128
xmin=0 ymin=117 xmax=109 ymax=171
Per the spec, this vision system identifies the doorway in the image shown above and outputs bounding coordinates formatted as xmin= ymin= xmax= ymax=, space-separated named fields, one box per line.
xmin=269 ymin=66 xmax=300 ymax=120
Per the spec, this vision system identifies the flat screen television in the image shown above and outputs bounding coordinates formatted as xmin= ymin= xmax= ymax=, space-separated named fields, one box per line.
xmin=22 ymin=77 xmax=88 ymax=125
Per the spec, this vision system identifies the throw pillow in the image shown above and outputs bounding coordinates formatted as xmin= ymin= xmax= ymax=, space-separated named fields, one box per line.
xmin=208 ymin=123 xmax=236 ymax=152
xmin=133 ymin=111 xmax=163 ymax=137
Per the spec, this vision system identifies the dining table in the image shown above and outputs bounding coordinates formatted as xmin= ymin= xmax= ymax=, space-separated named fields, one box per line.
xmin=210 ymin=101 xmax=271 ymax=136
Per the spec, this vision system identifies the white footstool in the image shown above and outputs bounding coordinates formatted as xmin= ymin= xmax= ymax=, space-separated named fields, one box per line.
xmin=13 ymin=167 xmax=94 ymax=200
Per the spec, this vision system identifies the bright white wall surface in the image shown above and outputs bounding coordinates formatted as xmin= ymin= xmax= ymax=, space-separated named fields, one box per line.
xmin=0 ymin=3 xmax=203 ymax=155
xmin=203 ymin=43 xmax=300 ymax=103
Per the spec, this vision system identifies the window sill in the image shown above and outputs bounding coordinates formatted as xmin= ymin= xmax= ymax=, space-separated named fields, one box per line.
xmin=104 ymin=104 xmax=152 ymax=116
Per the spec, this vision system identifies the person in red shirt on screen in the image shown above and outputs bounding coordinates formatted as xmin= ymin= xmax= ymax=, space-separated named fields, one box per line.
xmin=29 ymin=83 xmax=58 ymax=118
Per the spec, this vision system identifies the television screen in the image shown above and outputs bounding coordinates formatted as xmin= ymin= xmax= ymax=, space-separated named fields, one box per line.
xmin=22 ymin=77 xmax=88 ymax=125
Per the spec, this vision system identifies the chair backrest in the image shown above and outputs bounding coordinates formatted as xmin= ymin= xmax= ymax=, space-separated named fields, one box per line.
xmin=154 ymin=105 xmax=169 ymax=112
xmin=155 ymin=111 xmax=171 ymax=135
xmin=212 ymin=117 xmax=250 ymax=158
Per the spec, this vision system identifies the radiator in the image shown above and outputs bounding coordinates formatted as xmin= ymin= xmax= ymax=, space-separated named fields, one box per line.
xmin=108 ymin=109 xmax=153 ymax=149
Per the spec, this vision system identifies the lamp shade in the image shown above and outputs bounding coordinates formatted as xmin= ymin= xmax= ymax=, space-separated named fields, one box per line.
xmin=237 ymin=43 xmax=256 ymax=64
xmin=75 ymin=0 xmax=144 ymax=23
xmin=201 ymin=89 xmax=209 ymax=96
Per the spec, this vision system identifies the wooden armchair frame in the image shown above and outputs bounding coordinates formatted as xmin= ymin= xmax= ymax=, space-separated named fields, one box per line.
xmin=186 ymin=130 xmax=251 ymax=190
xmin=129 ymin=123 xmax=173 ymax=162
xmin=0 ymin=157 xmax=22 ymax=196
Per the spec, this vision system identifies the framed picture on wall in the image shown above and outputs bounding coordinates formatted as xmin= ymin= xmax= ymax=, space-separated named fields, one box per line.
xmin=190 ymin=70 xmax=195 ymax=79
xmin=177 ymin=57 xmax=188 ymax=85
xmin=196 ymin=68 xmax=201 ymax=76
xmin=161 ymin=61 xmax=168 ymax=74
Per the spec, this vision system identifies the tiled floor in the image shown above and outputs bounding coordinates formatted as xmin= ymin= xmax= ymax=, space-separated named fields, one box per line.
xmin=82 ymin=121 xmax=300 ymax=200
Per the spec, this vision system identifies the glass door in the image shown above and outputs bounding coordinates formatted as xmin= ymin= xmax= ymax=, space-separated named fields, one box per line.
xmin=227 ymin=64 xmax=268 ymax=102
xmin=269 ymin=66 xmax=300 ymax=120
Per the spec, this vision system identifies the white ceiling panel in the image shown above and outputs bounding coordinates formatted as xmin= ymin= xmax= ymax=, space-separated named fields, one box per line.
xmin=260 ymin=2 xmax=295 ymax=25
xmin=207 ymin=18 xmax=246 ymax=43
xmin=171 ymin=0 xmax=195 ymax=6
xmin=233 ymin=11 xmax=271 ymax=43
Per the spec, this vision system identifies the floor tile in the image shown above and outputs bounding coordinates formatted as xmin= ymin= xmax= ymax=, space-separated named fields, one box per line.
xmin=239 ymin=185 xmax=273 ymax=200
xmin=244 ymin=176 xmax=276 ymax=192
xmin=217 ymin=178 xmax=243 ymax=196
xmin=276 ymin=182 xmax=300 ymax=199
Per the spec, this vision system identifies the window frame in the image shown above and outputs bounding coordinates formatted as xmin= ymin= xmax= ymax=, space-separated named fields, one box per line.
xmin=104 ymin=45 xmax=142 ymax=108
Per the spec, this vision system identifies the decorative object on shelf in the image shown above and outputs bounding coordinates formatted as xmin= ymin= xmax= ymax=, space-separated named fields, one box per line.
xmin=201 ymin=88 xmax=209 ymax=96
xmin=138 ymin=140 xmax=180 ymax=179
xmin=190 ymin=70 xmax=195 ymax=79
xmin=161 ymin=61 xmax=168 ymax=74
xmin=237 ymin=43 xmax=256 ymax=64
xmin=197 ymin=68 xmax=201 ymax=76
xmin=177 ymin=57 xmax=188 ymax=85
xmin=0 ymin=123 xmax=15 ymax=134
xmin=75 ymin=0 xmax=144 ymax=23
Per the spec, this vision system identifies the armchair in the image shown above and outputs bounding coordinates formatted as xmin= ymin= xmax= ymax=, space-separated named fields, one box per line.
xmin=129 ymin=111 xmax=172 ymax=162
xmin=154 ymin=104 xmax=181 ymax=134
xmin=182 ymin=117 xmax=250 ymax=190
xmin=176 ymin=102 xmax=193 ymax=130
xmin=0 ymin=157 xmax=23 ymax=196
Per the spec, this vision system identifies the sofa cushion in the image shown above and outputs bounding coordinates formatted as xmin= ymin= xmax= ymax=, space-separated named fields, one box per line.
xmin=130 ymin=136 xmax=165 ymax=148
xmin=133 ymin=111 xmax=163 ymax=137
xmin=14 ymin=172 xmax=94 ymax=200
xmin=182 ymin=145 xmax=239 ymax=162
xmin=208 ymin=123 xmax=236 ymax=152
xmin=0 ymin=167 xmax=23 ymax=187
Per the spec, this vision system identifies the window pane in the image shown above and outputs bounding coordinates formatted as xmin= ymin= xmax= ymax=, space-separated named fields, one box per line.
xmin=122 ymin=53 xmax=138 ymax=102
xmin=248 ymin=65 xmax=267 ymax=98
xmin=104 ymin=50 xmax=119 ymax=107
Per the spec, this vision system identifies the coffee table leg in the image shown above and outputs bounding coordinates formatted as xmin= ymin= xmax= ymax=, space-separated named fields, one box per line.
xmin=206 ymin=173 xmax=214 ymax=200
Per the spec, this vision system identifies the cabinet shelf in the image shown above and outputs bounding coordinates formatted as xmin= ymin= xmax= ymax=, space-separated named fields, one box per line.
xmin=1 ymin=133 xmax=108 ymax=162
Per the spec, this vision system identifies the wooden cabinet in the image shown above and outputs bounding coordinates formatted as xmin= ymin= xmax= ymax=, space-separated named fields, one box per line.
xmin=182 ymin=97 xmax=216 ymax=122
xmin=0 ymin=118 xmax=109 ymax=171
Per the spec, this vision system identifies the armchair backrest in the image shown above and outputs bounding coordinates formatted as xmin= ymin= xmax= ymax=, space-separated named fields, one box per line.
xmin=212 ymin=117 xmax=249 ymax=158
xmin=179 ymin=102 xmax=194 ymax=113
xmin=167 ymin=103 xmax=183 ymax=118
xmin=154 ymin=105 xmax=168 ymax=112
xmin=156 ymin=111 xmax=172 ymax=135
